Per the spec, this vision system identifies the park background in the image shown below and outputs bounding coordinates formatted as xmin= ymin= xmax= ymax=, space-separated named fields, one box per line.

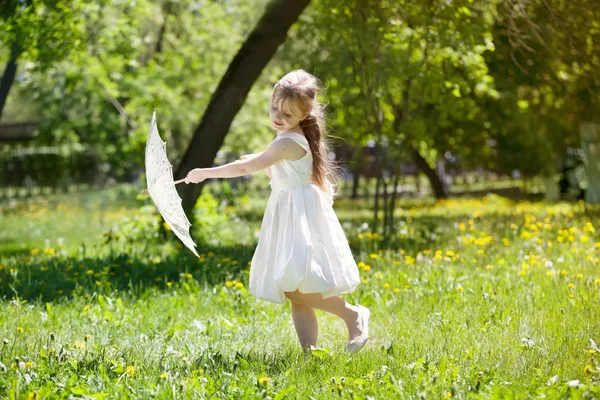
xmin=0 ymin=0 xmax=599 ymax=398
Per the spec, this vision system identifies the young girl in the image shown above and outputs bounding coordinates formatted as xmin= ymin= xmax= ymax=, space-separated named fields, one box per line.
xmin=184 ymin=69 xmax=369 ymax=353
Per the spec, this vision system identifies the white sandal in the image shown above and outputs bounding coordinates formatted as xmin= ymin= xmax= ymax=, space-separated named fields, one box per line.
xmin=346 ymin=304 xmax=370 ymax=353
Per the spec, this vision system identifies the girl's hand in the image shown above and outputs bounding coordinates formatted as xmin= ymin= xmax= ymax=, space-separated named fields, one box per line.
xmin=185 ymin=168 xmax=207 ymax=184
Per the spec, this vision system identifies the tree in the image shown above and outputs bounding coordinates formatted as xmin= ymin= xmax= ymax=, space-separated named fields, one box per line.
xmin=0 ymin=0 xmax=91 ymax=120
xmin=174 ymin=0 xmax=312 ymax=212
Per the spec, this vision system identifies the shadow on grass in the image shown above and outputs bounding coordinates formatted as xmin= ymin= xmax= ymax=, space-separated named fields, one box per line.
xmin=0 ymin=243 xmax=255 ymax=303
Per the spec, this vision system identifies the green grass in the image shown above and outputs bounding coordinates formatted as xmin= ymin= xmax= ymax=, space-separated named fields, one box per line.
xmin=1 ymin=189 xmax=600 ymax=399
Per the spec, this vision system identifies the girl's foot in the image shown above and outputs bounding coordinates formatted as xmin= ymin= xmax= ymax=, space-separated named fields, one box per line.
xmin=346 ymin=305 xmax=370 ymax=353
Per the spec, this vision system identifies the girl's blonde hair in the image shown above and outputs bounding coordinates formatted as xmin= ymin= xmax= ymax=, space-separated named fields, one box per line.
xmin=272 ymin=69 xmax=341 ymax=196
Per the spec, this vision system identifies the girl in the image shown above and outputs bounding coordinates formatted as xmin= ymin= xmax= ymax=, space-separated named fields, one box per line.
xmin=184 ymin=69 xmax=369 ymax=353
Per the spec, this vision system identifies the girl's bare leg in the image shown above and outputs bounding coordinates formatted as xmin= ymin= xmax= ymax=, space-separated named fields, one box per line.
xmin=285 ymin=290 xmax=363 ymax=341
xmin=290 ymin=302 xmax=318 ymax=349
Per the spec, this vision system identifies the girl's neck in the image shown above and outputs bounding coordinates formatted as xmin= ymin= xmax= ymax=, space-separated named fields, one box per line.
xmin=278 ymin=126 xmax=304 ymax=136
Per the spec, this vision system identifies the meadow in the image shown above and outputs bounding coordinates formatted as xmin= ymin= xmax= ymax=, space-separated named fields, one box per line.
xmin=1 ymin=185 xmax=599 ymax=399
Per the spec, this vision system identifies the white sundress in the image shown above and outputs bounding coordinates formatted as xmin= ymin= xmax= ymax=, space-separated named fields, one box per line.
xmin=248 ymin=131 xmax=361 ymax=304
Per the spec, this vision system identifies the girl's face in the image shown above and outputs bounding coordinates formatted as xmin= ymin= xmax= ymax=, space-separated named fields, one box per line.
xmin=270 ymin=96 xmax=304 ymax=133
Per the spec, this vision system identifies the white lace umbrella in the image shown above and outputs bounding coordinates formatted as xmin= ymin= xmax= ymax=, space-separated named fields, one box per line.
xmin=143 ymin=110 xmax=199 ymax=257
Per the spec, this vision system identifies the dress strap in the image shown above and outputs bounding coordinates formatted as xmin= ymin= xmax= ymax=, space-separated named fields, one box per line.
xmin=278 ymin=131 xmax=310 ymax=153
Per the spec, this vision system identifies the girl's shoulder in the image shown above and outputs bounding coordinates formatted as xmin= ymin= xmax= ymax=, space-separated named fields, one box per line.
xmin=276 ymin=131 xmax=309 ymax=152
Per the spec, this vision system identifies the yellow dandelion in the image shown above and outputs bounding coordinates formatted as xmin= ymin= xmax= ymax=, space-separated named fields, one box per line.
xmin=589 ymin=349 xmax=597 ymax=354
xmin=163 ymin=222 xmax=171 ymax=231
xmin=357 ymin=261 xmax=366 ymax=268
xmin=369 ymin=253 xmax=379 ymax=259
xmin=25 ymin=362 xmax=33 ymax=368
xmin=547 ymin=271 xmax=554 ymax=277
xmin=74 ymin=342 xmax=85 ymax=349
xmin=457 ymin=286 xmax=463 ymax=292
xmin=17 ymin=327 xmax=23 ymax=333
xmin=584 ymin=365 xmax=592 ymax=374
xmin=160 ymin=372 xmax=169 ymax=379
xmin=184 ymin=272 xmax=193 ymax=279
xmin=83 ymin=305 xmax=91 ymax=311
xmin=86 ymin=270 xmax=94 ymax=275
xmin=459 ymin=223 xmax=466 ymax=231
xmin=166 ymin=282 xmax=173 ymax=287
xmin=568 ymin=293 xmax=575 ymax=299
xmin=225 ymin=281 xmax=234 ymax=288
xmin=519 ymin=270 xmax=526 ymax=276
xmin=259 ymin=377 xmax=270 ymax=384
xmin=362 ymin=279 xmax=368 ymax=284
xmin=44 ymin=248 xmax=55 ymax=255
xmin=357 ymin=233 xmax=364 ymax=240
xmin=568 ymin=283 xmax=575 ymax=289
xmin=363 ymin=265 xmax=371 ymax=271
xmin=375 ymin=272 xmax=383 ymax=279
xmin=577 ymin=273 xmax=583 ymax=279
xmin=559 ymin=270 xmax=568 ymax=277
xmin=126 ymin=366 xmax=135 ymax=376
xmin=383 ymin=283 xmax=390 ymax=289
xmin=235 ymin=282 xmax=244 ymax=289
xmin=393 ymin=287 xmax=400 ymax=293
xmin=486 ymin=265 xmax=493 ymax=270
xmin=31 ymin=249 xmax=40 ymax=256
xmin=27 ymin=392 xmax=38 ymax=400
xmin=445 ymin=392 xmax=453 ymax=399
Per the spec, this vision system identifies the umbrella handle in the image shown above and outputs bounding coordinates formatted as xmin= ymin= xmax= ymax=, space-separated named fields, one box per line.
xmin=141 ymin=178 xmax=188 ymax=195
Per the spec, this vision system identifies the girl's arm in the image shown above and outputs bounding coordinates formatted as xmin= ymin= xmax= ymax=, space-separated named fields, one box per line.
xmin=264 ymin=166 xmax=272 ymax=179
xmin=239 ymin=154 xmax=272 ymax=179
xmin=200 ymin=139 xmax=293 ymax=179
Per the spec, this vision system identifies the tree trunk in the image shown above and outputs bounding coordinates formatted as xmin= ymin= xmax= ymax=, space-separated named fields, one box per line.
xmin=351 ymin=167 xmax=360 ymax=199
xmin=373 ymin=173 xmax=381 ymax=234
xmin=388 ymin=165 xmax=401 ymax=239
xmin=410 ymin=145 xmax=447 ymax=199
xmin=382 ymin=173 xmax=390 ymax=240
xmin=174 ymin=0 xmax=311 ymax=212
xmin=0 ymin=42 xmax=22 ymax=122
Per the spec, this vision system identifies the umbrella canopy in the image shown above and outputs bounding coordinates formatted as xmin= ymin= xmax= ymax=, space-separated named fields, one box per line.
xmin=145 ymin=110 xmax=199 ymax=257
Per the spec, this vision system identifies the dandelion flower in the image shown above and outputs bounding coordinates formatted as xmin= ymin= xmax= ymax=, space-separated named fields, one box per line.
xmin=445 ymin=392 xmax=453 ymax=399
xmin=457 ymin=286 xmax=463 ymax=292
xmin=160 ymin=372 xmax=169 ymax=379
xmin=584 ymin=365 xmax=592 ymax=374
xmin=235 ymin=282 xmax=244 ymax=289
xmin=17 ymin=327 xmax=23 ymax=333
xmin=259 ymin=377 xmax=270 ymax=384
xmin=126 ymin=366 xmax=135 ymax=376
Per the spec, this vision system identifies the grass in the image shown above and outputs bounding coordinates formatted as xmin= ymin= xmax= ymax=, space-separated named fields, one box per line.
xmin=1 ymin=187 xmax=599 ymax=399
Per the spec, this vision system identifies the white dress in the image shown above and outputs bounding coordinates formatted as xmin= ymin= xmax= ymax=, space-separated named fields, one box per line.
xmin=249 ymin=131 xmax=361 ymax=304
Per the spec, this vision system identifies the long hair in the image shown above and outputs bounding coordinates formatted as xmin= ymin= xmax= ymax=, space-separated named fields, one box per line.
xmin=272 ymin=69 xmax=342 ymax=197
